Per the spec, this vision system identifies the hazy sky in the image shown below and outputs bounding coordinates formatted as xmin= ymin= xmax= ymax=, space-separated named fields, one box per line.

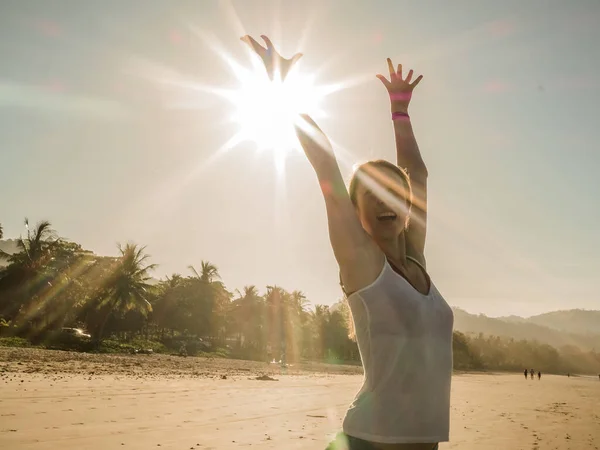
xmin=1 ymin=0 xmax=599 ymax=317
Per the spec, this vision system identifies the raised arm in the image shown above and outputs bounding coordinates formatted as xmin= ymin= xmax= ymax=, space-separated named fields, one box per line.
xmin=295 ymin=115 xmax=384 ymax=294
xmin=242 ymin=34 xmax=384 ymax=292
xmin=377 ymin=59 xmax=428 ymax=266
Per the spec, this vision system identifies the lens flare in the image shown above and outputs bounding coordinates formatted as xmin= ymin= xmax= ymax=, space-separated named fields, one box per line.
xmin=230 ymin=62 xmax=326 ymax=153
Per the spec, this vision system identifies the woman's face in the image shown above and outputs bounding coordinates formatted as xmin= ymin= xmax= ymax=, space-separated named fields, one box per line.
xmin=354 ymin=166 xmax=410 ymax=241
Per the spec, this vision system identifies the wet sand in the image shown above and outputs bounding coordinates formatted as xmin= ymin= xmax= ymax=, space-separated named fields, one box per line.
xmin=1 ymin=348 xmax=599 ymax=449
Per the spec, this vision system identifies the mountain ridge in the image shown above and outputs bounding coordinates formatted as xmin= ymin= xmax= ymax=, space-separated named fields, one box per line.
xmin=453 ymin=307 xmax=600 ymax=351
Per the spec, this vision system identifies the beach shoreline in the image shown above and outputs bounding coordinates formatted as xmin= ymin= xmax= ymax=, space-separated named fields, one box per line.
xmin=1 ymin=347 xmax=599 ymax=449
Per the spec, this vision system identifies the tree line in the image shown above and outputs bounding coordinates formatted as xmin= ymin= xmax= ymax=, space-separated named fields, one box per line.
xmin=0 ymin=219 xmax=598 ymax=375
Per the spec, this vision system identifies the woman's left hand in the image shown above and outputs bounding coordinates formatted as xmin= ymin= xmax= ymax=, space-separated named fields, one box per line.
xmin=241 ymin=34 xmax=302 ymax=81
xmin=376 ymin=58 xmax=423 ymax=113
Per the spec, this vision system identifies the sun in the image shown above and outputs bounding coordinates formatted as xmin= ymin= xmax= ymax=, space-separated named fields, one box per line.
xmin=228 ymin=59 xmax=327 ymax=154
xmin=127 ymin=37 xmax=342 ymax=172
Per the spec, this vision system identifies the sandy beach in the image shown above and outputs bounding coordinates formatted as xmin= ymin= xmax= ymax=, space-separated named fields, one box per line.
xmin=1 ymin=348 xmax=598 ymax=449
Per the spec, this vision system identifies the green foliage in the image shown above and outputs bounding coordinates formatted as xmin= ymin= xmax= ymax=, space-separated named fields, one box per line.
xmin=84 ymin=339 xmax=167 ymax=354
xmin=85 ymin=243 xmax=156 ymax=341
xmin=0 ymin=337 xmax=31 ymax=347
xmin=43 ymin=330 xmax=93 ymax=352
xmin=129 ymin=338 xmax=167 ymax=353
xmin=93 ymin=339 xmax=138 ymax=354
xmin=452 ymin=331 xmax=483 ymax=370
xmin=460 ymin=333 xmax=600 ymax=374
xmin=198 ymin=347 xmax=229 ymax=358
xmin=1 ymin=218 xmax=599 ymax=376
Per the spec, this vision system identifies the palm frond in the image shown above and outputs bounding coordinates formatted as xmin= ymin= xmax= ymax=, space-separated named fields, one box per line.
xmin=188 ymin=265 xmax=201 ymax=279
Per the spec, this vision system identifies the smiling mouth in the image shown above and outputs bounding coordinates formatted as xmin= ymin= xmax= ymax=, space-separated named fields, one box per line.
xmin=376 ymin=212 xmax=397 ymax=222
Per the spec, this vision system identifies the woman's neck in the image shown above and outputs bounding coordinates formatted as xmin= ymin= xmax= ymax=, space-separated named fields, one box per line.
xmin=377 ymin=232 xmax=407 ymax=267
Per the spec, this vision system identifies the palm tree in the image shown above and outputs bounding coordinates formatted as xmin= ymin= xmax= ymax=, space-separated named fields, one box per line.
xmin=0 ymin=219 xmax=60 ymax=323
xmin=9 ymin=219 xmax=58 ymax=270
xmin=188 ymin=261 xmax=232 ymax=343
xmin=165 ymin=273 xmax=184 ymax=288
xmin=264 ymin=285 xmax=290 ymax=362
xmin=230 ymin=285 xmax=264 ymax=353
xmin=151 ymin=274 xmax=187 ymax=338
xmin=91 ymin=243 xmax=156 ymax=341
xmin=188 ymin=260 xmax=220 ymax=284
xmin=240 ymin=285 xmax=260 ymax=301
xmin=311 ymin=305 xmax=330 ymax=359
xmin=290 ymin=290 xmax=309 ymax=314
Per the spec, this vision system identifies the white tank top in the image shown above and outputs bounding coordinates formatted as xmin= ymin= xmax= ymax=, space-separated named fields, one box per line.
xmin=342 ymin=257 xmax=454 ymax=444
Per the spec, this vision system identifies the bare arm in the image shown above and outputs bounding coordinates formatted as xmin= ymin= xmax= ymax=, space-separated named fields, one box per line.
xmin=377 ymin=59 xmax=428 ymax=266
xmin=242 ymin=35 xmax=385 ymax=288
xmin=295 ymin=115 xmax=384 ymax=294
xmin=393 ymin=117 xmax=428 ymax=267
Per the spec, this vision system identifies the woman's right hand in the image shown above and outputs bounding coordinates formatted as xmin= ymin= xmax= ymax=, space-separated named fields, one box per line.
xmin=241 ymin=35 xmax=302 ymax=81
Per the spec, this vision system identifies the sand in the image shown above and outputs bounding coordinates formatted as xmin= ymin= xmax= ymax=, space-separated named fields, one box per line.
xmin=1 ymin=348 xmax=599 ymax=449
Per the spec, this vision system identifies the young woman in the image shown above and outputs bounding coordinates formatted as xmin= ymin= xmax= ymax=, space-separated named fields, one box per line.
xmin=243 ymin=35 xmax=454 ymax=450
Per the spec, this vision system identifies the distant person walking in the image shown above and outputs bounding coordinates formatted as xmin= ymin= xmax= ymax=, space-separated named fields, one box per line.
xmin=537 ymin=371 xmax=541 ymax=380
xmin=530 ymin=369 xmax=534 ymax=380
xmin=524 ymin=369 xmax=528 ymax=380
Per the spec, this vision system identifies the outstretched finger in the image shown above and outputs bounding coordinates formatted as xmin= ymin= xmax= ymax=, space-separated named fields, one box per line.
xmin=290 ymin=52 xmax=303 ymax=66
xmin=376 ymin=74 xmax=391 ymax=89
xmin=261 ymin=35 xmax=275 ymax=51
xmin=241 ymin=35 xmax=266 ymax=57
xmin=387 ymin=58 xmax=395 ymax=79
xmin=396 ymin=63 xmax=403 ymax=79
xmin=410 ymin=74 xmax=423 ymax=88
xmin=405 ymin=69 xmax=413 ymax=83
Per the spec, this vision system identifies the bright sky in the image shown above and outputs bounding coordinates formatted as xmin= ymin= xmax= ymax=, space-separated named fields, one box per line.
xmin=1 ymin=0 xmax=599 ymax=317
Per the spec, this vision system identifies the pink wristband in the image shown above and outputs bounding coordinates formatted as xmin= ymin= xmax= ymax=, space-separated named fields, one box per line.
xmin=392 ymin=111 xmax=410 ymax=121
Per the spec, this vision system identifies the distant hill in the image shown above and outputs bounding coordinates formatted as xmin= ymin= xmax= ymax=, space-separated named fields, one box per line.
xmin=453 ymin=308 xmax=600 ymax=351
xmin=519 ymin=310 xmax=600 ymax=335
